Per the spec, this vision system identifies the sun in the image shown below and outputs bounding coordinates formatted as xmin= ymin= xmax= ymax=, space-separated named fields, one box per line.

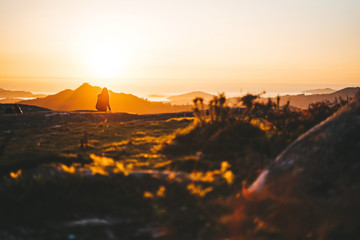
xmin=84 ymin=40 xmax=128 ymax=79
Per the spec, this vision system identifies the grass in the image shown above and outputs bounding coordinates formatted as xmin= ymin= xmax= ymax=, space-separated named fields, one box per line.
xmin=0 ymin=117 xmax=192 ymax=173
xmin=0 ymin=114 xmax=236 ymax=239
xmin=0 ymin=95 xmax=354 ymax=239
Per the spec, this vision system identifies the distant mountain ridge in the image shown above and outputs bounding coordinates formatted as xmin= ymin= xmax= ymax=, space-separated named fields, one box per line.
xmin=167 ymin=91 xmax=215 ymax=105
xmin=12 ymin=84 xmax=360 ymax=112
xmin=0 ymin=98 xmax=24 ymax=104
xmin=262 ymin=87 xmax=360 ymax=109
xmin=18 ymin=83 xmax=190 ymax=114
xmin=0 ymin=88 xmax=46 ymax=98
xmin=302 ymin=88 xmax=335 ymax=94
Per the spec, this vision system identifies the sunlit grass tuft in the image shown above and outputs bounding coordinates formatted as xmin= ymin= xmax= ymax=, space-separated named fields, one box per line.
xmin=10 ymin=169 xmax=22 ymax=178
xmin=187 ymin=183 xmax=213 ymax=197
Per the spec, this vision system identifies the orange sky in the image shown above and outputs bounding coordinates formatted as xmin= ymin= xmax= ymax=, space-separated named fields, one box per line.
xmin=0 ymin=0 xmax=359 ymax=94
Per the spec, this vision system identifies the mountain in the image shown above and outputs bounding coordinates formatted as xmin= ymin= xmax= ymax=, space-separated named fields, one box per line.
xmin=302 ymin=88 xmax=335 ymax=94
xmin=167 ymin=91 xmax=215 ymax=105
xmin=262 ymin=87 xmax=360 ymax=109
xmin=18 ymin=83 xmax=190 ymax=114
xmin=0 ymin=88 xmax=46 ymax=98
xmin=0 ymin=98 xmax=24 ymax=104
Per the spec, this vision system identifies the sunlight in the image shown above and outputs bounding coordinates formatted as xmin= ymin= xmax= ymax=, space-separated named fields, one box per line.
xmin=84 ymin=40 xmax=128 ymax=79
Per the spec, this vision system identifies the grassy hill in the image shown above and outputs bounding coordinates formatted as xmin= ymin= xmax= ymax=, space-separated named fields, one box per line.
xmin=0 ymin=103 xmax=51 ymax=113
xmin=0 ymin=88 xmax=46 ymax=98
xmin=0 ymin=97 xmax=358 ymax=239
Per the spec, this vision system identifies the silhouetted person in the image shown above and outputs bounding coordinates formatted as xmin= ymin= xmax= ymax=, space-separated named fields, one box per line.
xmin=96 ymin=88 xmax=111 ymax=112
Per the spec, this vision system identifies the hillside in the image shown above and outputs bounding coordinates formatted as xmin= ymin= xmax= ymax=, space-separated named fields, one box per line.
xmin=251 ymin=87 xmax=359 ymax=109
xmin=275 ymin=87 xmax=359 ymax=108
xmin=0 ymin=103 xmax=51 ymax=113
xmin=18 ymin=83 xmax=190 ymax=114
xmin=0 ymin=88 xmax=46 ymax=98
xmin=167 ymin=91 xmax=215 ymax=105
xmin=302 ymin=88 xmax=335 ymax=94
xmin=0 ymin=98 xmax=24 ymax=104
xmin=1 ymin=93 xmax=358 ymax=239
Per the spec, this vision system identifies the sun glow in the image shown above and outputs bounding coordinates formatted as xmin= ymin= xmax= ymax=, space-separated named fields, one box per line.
xmin=84 ymin=40 xmax=129 ymax=79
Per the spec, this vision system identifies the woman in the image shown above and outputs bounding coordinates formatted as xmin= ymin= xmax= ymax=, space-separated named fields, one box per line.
xmin=96 ymin=87 xmax=112 ymax=112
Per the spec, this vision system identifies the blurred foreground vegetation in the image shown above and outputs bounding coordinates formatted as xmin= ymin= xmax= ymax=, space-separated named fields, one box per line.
xmin=0 ymin=94 xmax=353 ymax=239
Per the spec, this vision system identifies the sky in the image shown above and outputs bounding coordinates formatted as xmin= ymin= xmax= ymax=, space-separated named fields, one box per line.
xmin=0 ymin=0 xmax=359 ymax=95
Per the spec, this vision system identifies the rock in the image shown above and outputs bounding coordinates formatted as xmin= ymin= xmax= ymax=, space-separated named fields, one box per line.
xmin=248 ymin=96 xmax=360 ymax=198
xmin=245 ymin=96 xmax=360 ymax=238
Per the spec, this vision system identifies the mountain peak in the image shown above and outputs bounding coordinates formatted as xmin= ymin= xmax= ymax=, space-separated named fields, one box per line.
xmin=74 ymin=82 xmax=102 ymax=92
xmin=78 ymin=82 xmax=92 ymax=88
